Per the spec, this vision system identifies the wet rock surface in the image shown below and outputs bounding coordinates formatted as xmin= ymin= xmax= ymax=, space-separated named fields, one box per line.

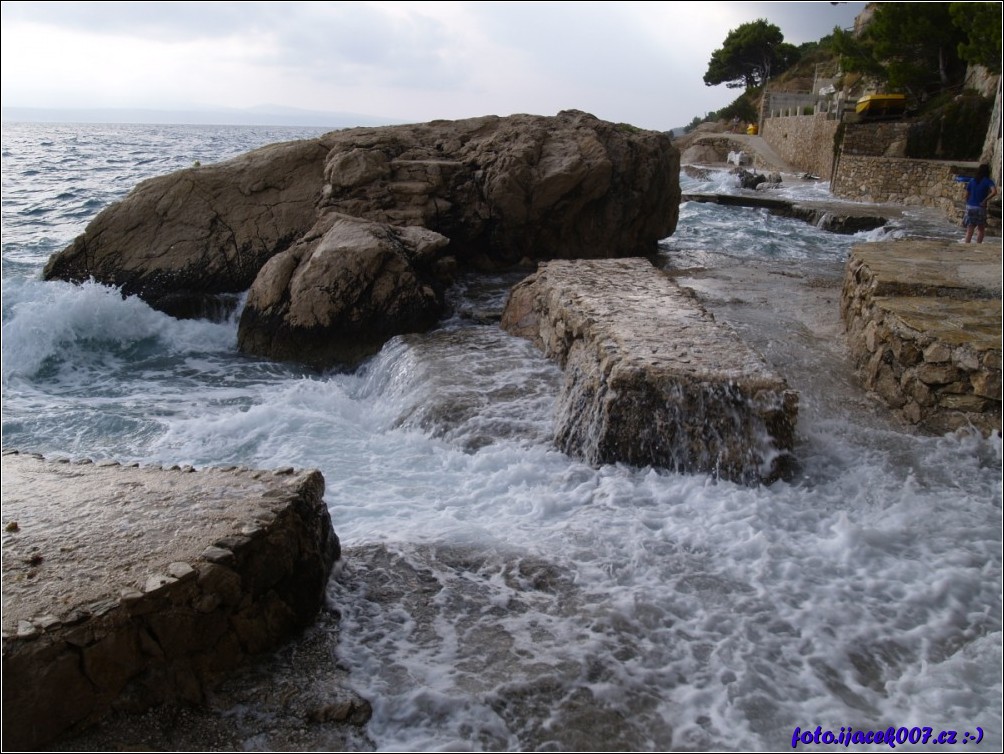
xmin=1 ymin=452 xmax=340 ymax=750
xmin=501 ymin=258 xmax=799 ymax=484
xmin=51 ymin=612 xmax=373 ymax=753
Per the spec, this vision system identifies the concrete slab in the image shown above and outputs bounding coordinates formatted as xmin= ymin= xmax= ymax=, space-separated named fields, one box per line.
xmin=1 ymin=451 xmax=339 ymax=750
xmin=501 ymin=258 xmax=798 ymax=484
xmin=842 ymin=239 xmax=1002 ymax=435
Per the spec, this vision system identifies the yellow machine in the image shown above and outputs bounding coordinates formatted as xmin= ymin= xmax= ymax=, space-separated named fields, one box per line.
xmin=855 ymin=93 xmax=906 ymax=119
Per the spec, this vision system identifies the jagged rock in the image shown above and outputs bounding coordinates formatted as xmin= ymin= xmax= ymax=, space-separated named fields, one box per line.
xmin=501 ymin=258 xmax=799 ymax=484
xmin=1 ymin=452 xmax=341 ymax=750
xmin=682 ymin=165 xmax=712 ymax=181
xmin=43 ymin=111 xmax=679 ymax=367
xmin=237 ymin=213 xmax=449 ymax=366
xmin=681 ymin=143 xmax=724 ymax=165
xmin=736 ymin=169 xmax=767 ymax=190
xmin=42 ymin=138 xmax=336 ymax=318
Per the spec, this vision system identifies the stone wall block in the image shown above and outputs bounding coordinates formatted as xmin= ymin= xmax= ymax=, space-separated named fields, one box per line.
xmin=81 ymin=624 xmax=143 ymax=695
xmin=938 ymin=394 xmax=989 ymax=411
xmin=953 ymin=346 xmax=981 ymax=371
xmin=891 ymin=336 xmax=922 ymax=367
xmin=196 ymin=562 xmax=244 ymax=607
xmin=841 ymin=241 xmax=1001 ymax=435
xmin=916 ymin=363 xmax=961 ymax=386
xmin=923 ymin=342 xmax=953 ymax=363
xmin=902 ymin=401 xmax=923 ymax=423
xmin=503 ymin=258 xmax=798 ymax=485
xmin=972 ymin=370 xmax=1002 ymax=399
xmin=904 ymin=373 xmax=936 ymax=407
xmin=875 ymin=365 xmax=907 ymax=408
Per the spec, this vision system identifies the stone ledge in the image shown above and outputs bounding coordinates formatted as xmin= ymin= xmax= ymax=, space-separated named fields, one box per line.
xmin=501 ymin=258 xmax=798 ymax=484
xmin=1 ymin=451 xmax=340 ymax=750
xmin=681 ymin=192 xmax=890 ymax=234
xmin=841 ymin=240 xmax=1002 ymax=435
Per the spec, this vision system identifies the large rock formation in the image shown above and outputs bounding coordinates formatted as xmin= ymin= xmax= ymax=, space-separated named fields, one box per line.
xmin=44 ymin=111 xmax=679 ymax=367
xmin=43 ymin=137 xmax=336 ymax=319
xmin=501 ymin=258 xmax=799 ymax=484
xmin=1 ymin=452 xmax=340 ymax=750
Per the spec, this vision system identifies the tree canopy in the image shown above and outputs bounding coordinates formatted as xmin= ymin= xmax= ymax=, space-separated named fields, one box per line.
xmin=950 ymin=1 xmax=1003 ymax=74
xmin=831 ymin=2 xmax=1000 ymax=95
xmin=703 ymin=19 xmax=798 ymax=90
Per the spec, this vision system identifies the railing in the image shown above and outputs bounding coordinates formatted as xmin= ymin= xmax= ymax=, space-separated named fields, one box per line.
xmin=763 ymin=92 xmax=847 ymax=120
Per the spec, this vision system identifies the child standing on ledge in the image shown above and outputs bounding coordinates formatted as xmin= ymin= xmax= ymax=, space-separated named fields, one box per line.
xmin=963 ymin=163 xmax=998 ymax=243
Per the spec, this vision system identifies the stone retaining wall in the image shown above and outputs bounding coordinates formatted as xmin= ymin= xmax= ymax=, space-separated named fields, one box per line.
xmin=760 ymin=114 xmax=841 ymax=180
xmin=841 ymin=241 xmax=1002 ymax=436
xmin=840 ymin=121 xmax=911 ymax=157
xmin=832 ymin=155 xmax=973 ymax=222
xmin=501 ymin=258 xmax=799 ymax=484
xmin=1 ymin=454 xmax=340 ymax=750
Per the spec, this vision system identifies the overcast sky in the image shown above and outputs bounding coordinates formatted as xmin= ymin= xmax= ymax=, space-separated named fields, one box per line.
xmin=1 ymin=1 xmax=866 ymax=130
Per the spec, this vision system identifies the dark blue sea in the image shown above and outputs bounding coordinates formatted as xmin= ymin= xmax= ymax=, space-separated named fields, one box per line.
xmin=2 ymin=121 xmax=1000 ymax=751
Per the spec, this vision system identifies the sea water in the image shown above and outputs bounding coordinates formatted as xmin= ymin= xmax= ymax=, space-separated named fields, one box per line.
xmin=2 ymin=122 xmax=1000 ymax=751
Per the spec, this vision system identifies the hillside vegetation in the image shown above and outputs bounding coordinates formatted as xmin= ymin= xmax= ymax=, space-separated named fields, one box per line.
xmin=685 ymin=2 xmax=1000 ymax=161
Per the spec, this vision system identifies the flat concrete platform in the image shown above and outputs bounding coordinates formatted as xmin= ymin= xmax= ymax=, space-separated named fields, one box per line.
xmin=841 ymin=239 xmax=1002 ymax=435
xmin=501 ymin=258 xmax=798 ymax=484
xmin=845 ymin=240 xmax=1002 ymax=299
xmin=1 ymin=451 xmax=339 ymax=750
xmin=681 ymin=192 xmax=892 ymax=234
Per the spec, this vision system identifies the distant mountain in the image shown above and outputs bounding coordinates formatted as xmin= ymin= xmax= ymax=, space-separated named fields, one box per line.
xmin=0 ymin=105 xmax=405 ymax=128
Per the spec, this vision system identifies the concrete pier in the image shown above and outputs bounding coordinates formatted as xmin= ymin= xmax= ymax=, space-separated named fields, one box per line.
xmin=501 ymin=258 xmax=799 ymax=484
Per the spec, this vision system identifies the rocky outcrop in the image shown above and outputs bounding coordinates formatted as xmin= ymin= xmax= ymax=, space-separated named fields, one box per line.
xmin=237 ymin=213 xmax=449 ymax=366
xmin=501 ymin=259 xmax=799 ymax=484
xmin=1 ymin=452 xmax=340 ymax=750
xmin=42 ymin=137 xmax=337 ymax=319
xmin=44 ymin=111 xmax=679 ymax=367
xmin=842 ymin=239 xmax=1002 ymax=435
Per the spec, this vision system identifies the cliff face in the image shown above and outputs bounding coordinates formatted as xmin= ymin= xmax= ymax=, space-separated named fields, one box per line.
xmin=44 ymin=110 xmax=680 ymax=368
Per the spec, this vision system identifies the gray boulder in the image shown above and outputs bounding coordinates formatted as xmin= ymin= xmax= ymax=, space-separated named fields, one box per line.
xmin=43 ymin=138 xmax=336 ymax=318
xmin=237 ymin=213 xmax=449 ymax=367
xmin=44 ymin=110 xmax=679 ymax=367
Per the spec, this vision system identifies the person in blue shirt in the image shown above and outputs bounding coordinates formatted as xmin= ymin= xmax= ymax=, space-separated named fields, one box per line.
xmin=963 ymin=163 xmax=998 ymax=243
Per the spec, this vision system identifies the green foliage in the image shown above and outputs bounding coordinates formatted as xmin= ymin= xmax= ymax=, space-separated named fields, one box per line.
xmin=830 ymin=2 xmax=991 ymax=98
xmin=950 ymin=2 xmax=1002 ymax=73
xmin=703 ymin=19 xmax=798 ymax=90
xmin=872 ymin=3 xmax=965 ymax=92
xmin=829 ymin=25 xmax=885 ymax=78
xmin=715 ymin=94 xmax=759 ymax=125
xmin=683 ymin=114 xmax=709 ymax=133
xmin=905 ymin=94 xmax=993 ymax=159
